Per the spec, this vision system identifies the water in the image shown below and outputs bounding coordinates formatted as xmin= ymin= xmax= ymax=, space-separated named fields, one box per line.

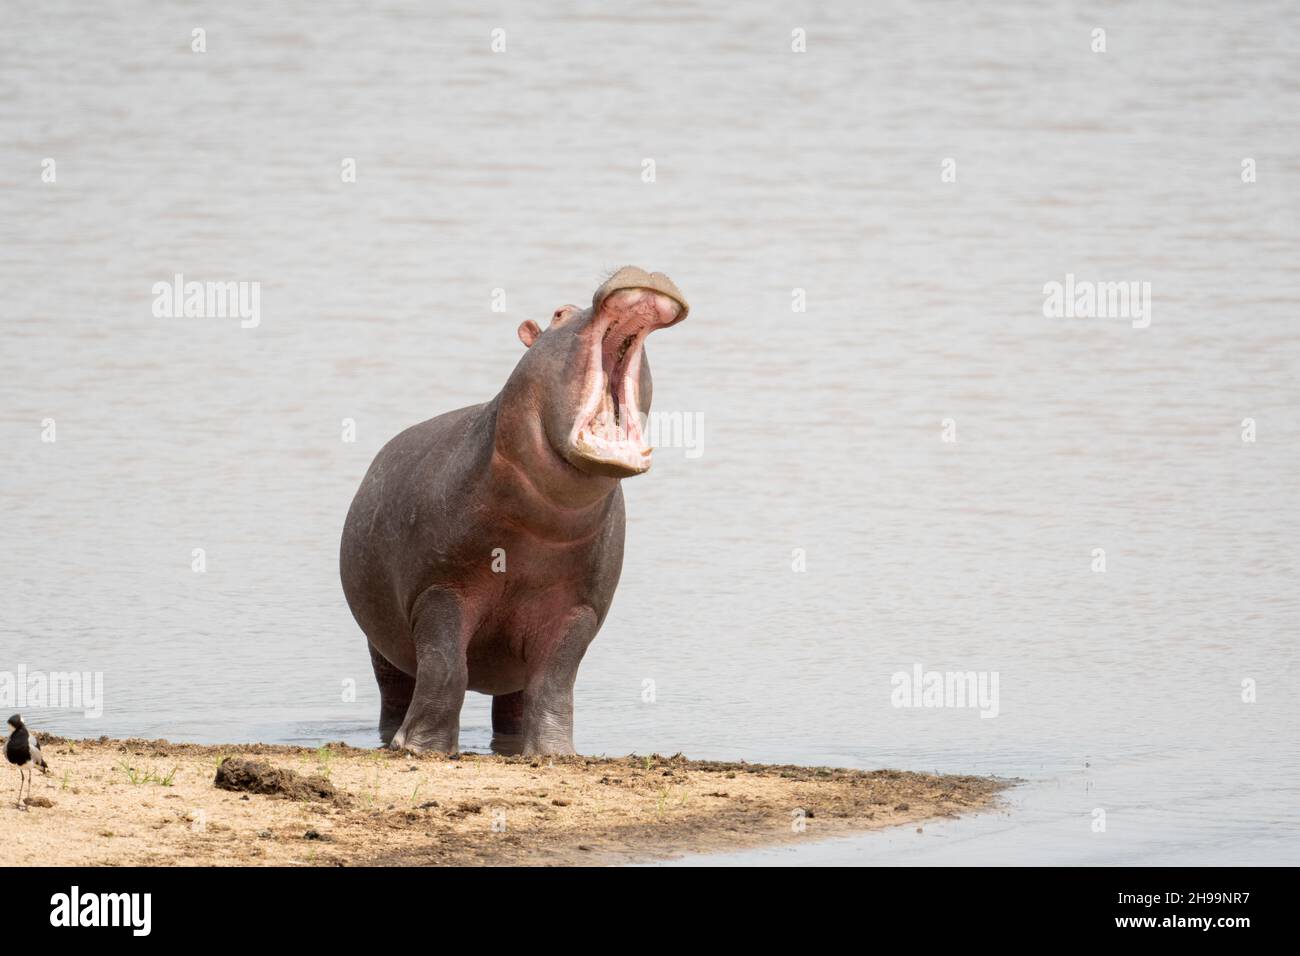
xmin=2 ymin=1 xmax=1298 ymax=864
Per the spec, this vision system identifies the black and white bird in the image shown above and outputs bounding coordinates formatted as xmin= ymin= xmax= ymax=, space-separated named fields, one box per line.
xmin=5 ymin=714 xmax=48 ymax=810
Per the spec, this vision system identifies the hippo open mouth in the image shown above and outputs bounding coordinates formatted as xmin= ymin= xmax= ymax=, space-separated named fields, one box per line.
xmin=570 ymin=285 xmax=685 ymax=476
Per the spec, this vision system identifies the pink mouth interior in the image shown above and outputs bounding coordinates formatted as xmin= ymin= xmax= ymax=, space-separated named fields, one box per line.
xmin=572 ymin=289 xmax=681 ymax=469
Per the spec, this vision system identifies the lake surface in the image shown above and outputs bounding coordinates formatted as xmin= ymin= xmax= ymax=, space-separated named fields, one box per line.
xmin=2 ymin=1 xmax=1297 ymax=864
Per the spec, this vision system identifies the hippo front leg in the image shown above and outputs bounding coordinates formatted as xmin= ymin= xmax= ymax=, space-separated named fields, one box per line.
xmin=390 ymin=589 xmax=468 ymax=754
xmin=518 ymin=607 xmax=600 ymax=756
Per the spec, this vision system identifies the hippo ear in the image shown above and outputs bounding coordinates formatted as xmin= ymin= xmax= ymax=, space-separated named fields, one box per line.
xmin=517 ymin=319 xmax=542 ymax=348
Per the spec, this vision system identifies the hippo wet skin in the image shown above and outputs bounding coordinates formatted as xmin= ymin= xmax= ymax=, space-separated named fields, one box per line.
xmin=340 ymin=267 xmax=688 ymax=755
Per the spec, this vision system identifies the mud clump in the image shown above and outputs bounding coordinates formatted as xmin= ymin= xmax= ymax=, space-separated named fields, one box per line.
xmin=214 ymin=757 xmax=343 ymax=803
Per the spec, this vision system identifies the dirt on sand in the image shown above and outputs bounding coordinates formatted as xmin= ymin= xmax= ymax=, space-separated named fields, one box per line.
xmin=213 ymin=756 xmax=343 ymax=804
xmin=1 ymin=737 xmax=1009 ymax=866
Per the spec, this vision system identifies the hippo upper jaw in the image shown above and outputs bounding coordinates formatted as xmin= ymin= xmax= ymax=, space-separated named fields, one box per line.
xmin=565 ymin=285 xmax=683 ymax=478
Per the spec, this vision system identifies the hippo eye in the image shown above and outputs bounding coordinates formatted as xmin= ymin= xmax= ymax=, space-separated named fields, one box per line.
xmin=550 ymin=305 xmax=581 ymax=328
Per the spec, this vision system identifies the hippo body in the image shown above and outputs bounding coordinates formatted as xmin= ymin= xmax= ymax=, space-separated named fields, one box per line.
xmin=340 ymin=268 xmax=687 ymax=755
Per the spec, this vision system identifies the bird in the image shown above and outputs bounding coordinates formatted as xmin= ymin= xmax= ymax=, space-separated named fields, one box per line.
xmin=5 ymin=714 xmax=48 ymax=810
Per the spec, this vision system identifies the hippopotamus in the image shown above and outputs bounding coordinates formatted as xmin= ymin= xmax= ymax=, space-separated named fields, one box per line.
xmin=340 ymin=266 xmax=688 ymax=755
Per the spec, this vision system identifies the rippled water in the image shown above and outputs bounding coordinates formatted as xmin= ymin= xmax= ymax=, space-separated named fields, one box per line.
xmin=2 ymin=1 xmax=1298 ymax=864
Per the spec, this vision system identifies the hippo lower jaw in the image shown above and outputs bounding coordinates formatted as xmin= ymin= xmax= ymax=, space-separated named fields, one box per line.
xmin=566 ymin=286 xmax=682 ymax=478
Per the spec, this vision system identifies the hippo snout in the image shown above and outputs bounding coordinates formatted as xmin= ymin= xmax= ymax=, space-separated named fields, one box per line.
xmin=592 ymin=266 xmax=689 ymax=324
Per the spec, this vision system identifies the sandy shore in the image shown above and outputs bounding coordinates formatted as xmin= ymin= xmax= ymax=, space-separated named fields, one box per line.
xmin=1 ymin=737 xmax=1009 ymax=866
